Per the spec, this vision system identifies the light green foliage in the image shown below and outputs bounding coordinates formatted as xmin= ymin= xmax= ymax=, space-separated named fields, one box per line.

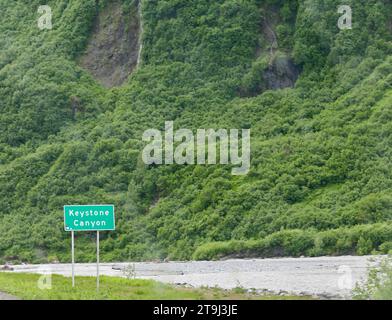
xmin=353 ymin=256 xmax=392 ymax=300
xmin=0 ymin=0 xmax=392 ymax=262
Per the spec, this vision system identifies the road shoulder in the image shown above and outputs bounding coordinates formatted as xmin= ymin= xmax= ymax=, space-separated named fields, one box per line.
xmin=0 ymin=291 xmax=19 ymax=300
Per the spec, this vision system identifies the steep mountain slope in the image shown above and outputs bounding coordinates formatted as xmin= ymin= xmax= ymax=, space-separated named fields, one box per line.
xmin=0 ymin=0 xmax=391 ymax=263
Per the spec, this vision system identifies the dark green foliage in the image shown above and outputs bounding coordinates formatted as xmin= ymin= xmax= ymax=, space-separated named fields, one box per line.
xmin=0 ymin=0 xmax=391 ymax=262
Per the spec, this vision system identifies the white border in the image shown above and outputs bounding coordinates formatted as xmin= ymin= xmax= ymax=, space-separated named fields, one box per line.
xmin=63 ymin=204 xmax=116 ymax=232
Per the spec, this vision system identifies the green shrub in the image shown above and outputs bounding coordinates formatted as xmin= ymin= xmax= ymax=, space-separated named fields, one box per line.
xmin=357 ymin=237 xmax=374 ymax=256
xmin=353 ymin=257 xmax=392 ymax=300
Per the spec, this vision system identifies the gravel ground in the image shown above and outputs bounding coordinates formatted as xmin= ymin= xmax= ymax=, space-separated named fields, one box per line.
xmin=5 ymin=255 xmax=383 ymax=299
xmin=0 ymin=291 xmax=19 ymax=300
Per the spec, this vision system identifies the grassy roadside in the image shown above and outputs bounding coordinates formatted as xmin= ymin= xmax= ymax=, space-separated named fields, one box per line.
xmin=0 ymin=272 xmax=312 ymax=300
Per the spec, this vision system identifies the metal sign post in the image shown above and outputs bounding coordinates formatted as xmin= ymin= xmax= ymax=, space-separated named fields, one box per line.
xmin=97 ymin=231 xmax=100 ymax=292
xmin=64 ymin=205 xmax=115 ymax=291
xmin=71 ymin=231 xmax=75 ymax=287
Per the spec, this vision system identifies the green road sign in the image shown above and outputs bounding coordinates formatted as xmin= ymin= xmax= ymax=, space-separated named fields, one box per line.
xmin=64 ymin=205 xmax=115 ymax=231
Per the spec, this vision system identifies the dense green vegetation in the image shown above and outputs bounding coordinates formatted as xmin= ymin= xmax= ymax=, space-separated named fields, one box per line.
xmin=1 ymin=272 xmax=305 ymax=300
xmin=0 ymin=0 xmax=391 ymax=263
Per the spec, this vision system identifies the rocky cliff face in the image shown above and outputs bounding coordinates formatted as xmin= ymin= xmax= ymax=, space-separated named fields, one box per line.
xmin=239 ymin=4 xmax=300 ymax=97
xmin=79 ymin=0 xmax=141 ymax=88
xmin=262 ymin=55 xmax=299 ymax=91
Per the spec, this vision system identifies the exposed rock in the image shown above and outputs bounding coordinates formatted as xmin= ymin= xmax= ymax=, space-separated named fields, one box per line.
xmin=262 ymin=55 xmax=299 ymax=91
xmin=80 ymin=0 xmax=141 ymax=88
xmin=112 ymin=265 xmax=122 ymax=271
xmin=239 ymin=6 xmax=300 ymax=97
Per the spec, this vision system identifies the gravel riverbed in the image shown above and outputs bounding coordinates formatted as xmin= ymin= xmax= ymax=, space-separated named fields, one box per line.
xmin=6 ymin=255 xmax=383 ymax=299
